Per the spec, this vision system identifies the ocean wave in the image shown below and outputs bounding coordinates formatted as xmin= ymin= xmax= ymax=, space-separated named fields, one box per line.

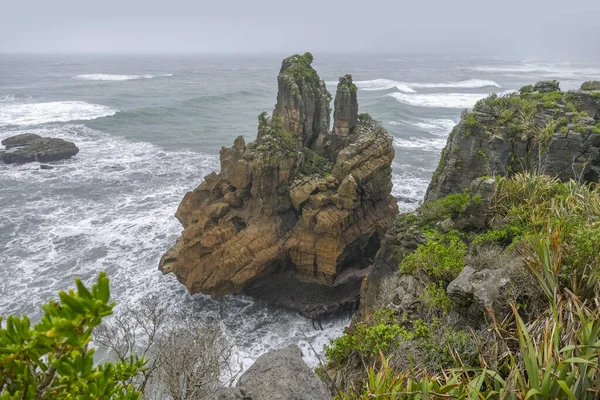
xmin=0 ymin=94 xmax=16 ymax=102
xmin=0 ymin=124 xmax=347 ymax=375
xmin=471 ymin=64 xmax=600 ymax=78
xmin=0 ymin=101 xmax=117 ymax=126
xmin=391 ymin=168 xmax=429 ymax=212
xmin=333 ymin=78 xmax=500 ymax=93
xmin=75 ymin=74 xmax=172 ymax=81
xmin=410 ymin=79 xmax=501 ymax=89
xmin=413 ymin=119 xmax=457 ymax=136
xmin=394 ymin=136 xmax=447 ymax=151
xmin=387 ymin=90 xmax=514 ymax=109
xmin=352 ymin=79 xmax=416 ymax=93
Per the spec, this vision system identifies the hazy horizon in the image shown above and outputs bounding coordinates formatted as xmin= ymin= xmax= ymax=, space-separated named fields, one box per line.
xmin=2 ymin=0 xmax=599 ymax=58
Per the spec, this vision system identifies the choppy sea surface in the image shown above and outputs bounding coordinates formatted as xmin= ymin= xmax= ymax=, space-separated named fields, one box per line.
xmin=1 ymin=53 xmax=599 ymax=371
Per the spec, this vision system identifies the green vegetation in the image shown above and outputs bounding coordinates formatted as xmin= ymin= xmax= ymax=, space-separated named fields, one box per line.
xmin=357 ymin=113 xmax=378 ymax=129
xmin=339 ymin=74 xmax=357 ymax=94
xmin=324 ymin=173 xmax=600 ymax=399
xmin=299 ymin=148 xmax=332 ymax=176
xmin=0 ymin=273 xmax=142 ymax=399
xmin=281 ymin=52 xmax=321 ymax=93
xmin=399 ymin=230 xmax=466 ymax=282
xmin=255 ymin=113 xmax=298 ymax=161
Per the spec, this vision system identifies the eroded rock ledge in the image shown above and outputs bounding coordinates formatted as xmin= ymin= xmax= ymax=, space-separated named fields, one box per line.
xmin=160 ymin=53 xmax=398 ymax=318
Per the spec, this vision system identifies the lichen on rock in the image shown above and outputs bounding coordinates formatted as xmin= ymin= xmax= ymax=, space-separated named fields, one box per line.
xmin=160 ymin=54 xmax=398 ymax=318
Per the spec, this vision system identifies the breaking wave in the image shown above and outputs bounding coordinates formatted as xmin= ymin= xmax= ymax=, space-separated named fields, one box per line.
xmin=75 ymin=74 xmax=173 ymax=81
xmin=0 ymin=101 xmax=117 ymax=126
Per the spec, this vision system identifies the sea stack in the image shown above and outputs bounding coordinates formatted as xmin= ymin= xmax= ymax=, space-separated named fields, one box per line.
xmin=160 ymin=53 xmax=398 ymax=318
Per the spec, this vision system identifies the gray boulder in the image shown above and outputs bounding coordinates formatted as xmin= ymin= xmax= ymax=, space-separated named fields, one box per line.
xmin=205 ymin=388 xmax=250 ymax=400
xmin=447 ymin=266 xmax=511 ymax=322
xmin=1 ymin=134 xmax=79 ymax=164
xmin=237 ymin=345 xmax=332 ymax=400
xmin=580 ymin=81 xmax=600 ymax=91
xmin=533 ymin=80 xmax=559 ymax=93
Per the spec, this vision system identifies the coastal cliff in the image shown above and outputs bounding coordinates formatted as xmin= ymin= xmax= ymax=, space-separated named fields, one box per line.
xmin=160 ymin=54 xmax=398 ymax=318
xmin=322 ymin=81 xmax=600 ymax=396
xmin=426 ymin=80 xmax=600 ymax=200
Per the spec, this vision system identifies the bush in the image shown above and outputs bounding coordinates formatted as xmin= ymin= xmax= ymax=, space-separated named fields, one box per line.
xmin=0 ymin=273 xmax=143 ymax=399
xmin=399 ymin=230 xmax=466 ymax=283
xmin=417 ymin=191 xmax=470 ymax=227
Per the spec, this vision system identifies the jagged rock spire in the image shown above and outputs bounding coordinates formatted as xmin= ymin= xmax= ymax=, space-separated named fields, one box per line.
xmin=332 ymin=74 xmax=358 ymax=137
xmin=272 ymin=53 xmax=331 ymax=153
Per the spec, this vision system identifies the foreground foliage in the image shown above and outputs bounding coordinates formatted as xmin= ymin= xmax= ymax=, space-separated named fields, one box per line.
xmin=0 ymin=272 xmax=142 ymax=399
xmin=324 ymin=173 xmax=600 ymax=399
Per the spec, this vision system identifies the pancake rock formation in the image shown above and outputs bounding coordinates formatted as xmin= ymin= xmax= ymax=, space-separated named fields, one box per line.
xmin=160 ymin=53 xmax=398 ymax=317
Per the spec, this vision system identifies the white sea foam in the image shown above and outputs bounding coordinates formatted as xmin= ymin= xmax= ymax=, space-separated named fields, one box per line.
xmin=471 ymin=64 xmax=600 ymax=79
xmin=343 ymin=78 xmax=500 ymax=93
xmin=410 ymin=79 xmax=501 ymax=89
xmin=0 ymin=94 xmax=16 ymax=102
xmin=0 ymin=101 xmax=117 ymax=126
xmin=75 ymin=74 xmax=172 ymax=81
xmin=391 ymin=166 xmax=430 ymax=212
xmin=413 ymin=119 xmax=457 ymax=135
xmin=0 ymin=125 xmax=347 ymax=375
xmin=394 ymin=136 xmax=447 ymax=151
xmin=387 ymin=90 xmax=515 ymax=109
xmin=352 ymin=79 xmax=416 ymax=93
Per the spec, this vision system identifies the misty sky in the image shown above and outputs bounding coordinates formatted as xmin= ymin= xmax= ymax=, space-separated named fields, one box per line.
xmin=2 ymin=0 xmax=599 ymax=56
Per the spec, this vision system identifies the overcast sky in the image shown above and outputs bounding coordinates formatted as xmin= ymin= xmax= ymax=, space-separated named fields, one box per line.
xmin=1 ymin=0 xmax=598 ymax=56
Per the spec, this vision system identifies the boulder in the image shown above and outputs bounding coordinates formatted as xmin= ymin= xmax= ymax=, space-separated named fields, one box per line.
xmin=533 ymin=80 xmax=559 ymax=93
xmin=447 ymin=266 xmax=511 ymax=322
xmin=205 ymin=388 xmax=250 ymax=400
xmin=237 ymin=345 xmax=332 ymax=400
xmin=0 ymin=134 xmax=79 ymax=164
xmin=160 ymin=55 xmax=398 ymax=318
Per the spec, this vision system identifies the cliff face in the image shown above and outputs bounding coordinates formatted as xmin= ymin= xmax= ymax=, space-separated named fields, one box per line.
xmin=426 ymin=81 xmax=600 ymax=201
xmin=160 ymin=54 xmax=398 ymax=318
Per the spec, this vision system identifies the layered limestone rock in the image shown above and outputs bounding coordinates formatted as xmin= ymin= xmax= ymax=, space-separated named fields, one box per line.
xmin=272 ymin=52 xmax=331 ymax=154
xmin=426 ymin=81 xmax=600 ymax=201
xmin=328 ymin=75 xmax=359 ymax=160
xmin=160 ymin=54 xmax=398 ymax=318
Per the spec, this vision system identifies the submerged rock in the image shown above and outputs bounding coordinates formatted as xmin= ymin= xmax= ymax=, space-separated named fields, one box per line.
xmin=160 ymin=54 xmax=398 ymax=318
xmin=0 ymin=133 xmax=79 ymax=164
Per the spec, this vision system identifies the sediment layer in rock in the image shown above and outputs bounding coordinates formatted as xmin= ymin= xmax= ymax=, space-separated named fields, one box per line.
xmin=160 ymin=54 xmax=398 ymax=317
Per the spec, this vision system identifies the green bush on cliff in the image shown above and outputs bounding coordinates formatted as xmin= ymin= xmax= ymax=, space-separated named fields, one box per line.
xmin=417 ymin=191 xmax=470 ymax=227
xmin=0 ymin=273 xmax=143 ymax=399
xmin=399 ymin=230 xmax=466 ymax=283
xmin=300 ymin=148 xmax=332 ymax=176
xmin=324 ymin=309 xmax=410 ymax=367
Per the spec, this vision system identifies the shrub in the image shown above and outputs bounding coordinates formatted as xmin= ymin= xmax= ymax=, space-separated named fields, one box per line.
xmin=399 ymin=230 xmax=466 ymax=282
xmin=0 ymin=273 xmax=143 ymax=399
xmin=417 ymin=191 xmax=470 ymax=227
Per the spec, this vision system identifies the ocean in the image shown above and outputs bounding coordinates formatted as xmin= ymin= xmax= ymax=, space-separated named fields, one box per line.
xmin=1 ymin=53 xmax=599 ymax=372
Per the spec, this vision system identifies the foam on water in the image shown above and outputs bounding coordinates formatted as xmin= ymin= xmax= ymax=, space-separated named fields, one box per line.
xmin=471 ymin=64 xmax=600 ymax=79
xmin=387 ymin=90 xmax=515 ymax=109
xmin=394 ymin=136 xmax=447 ymax=151
xmin=342 ymin=78 xmax=500 ymax=93
xmin=409 ymin=79 xmax=501 ymax=89
xmin=351 ymin=79 xmax=416 ymax=93
xmin=413 ymin=119 xmax=457 ymax=136
xmin=390 ymin=164 xmax=432 ymax=212
xmin=75 ymin=74 xmax=173 ymax=81
xmin=0 ymin=101 xmax=117 ymax=126
xmin=0 ymin=124 xmax=347 ymax=374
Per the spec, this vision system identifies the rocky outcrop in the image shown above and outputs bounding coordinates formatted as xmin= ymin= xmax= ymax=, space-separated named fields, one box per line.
xmin=237 ymin=345 xmax=332 ymax=400
xmin=0 ymin=133 xmax=79 ymax=164
xmin=328 ymin=75 xmax=359 ymax=161
xmin=160 ymin=54 xmax=398 ymax=318
xmin=272 ymin=53 xmax=331 ymax=154
xmin=426 ymin=81 xmax=600 ymax=201
xmin=447 ymin=266 xmax=511 ymax=323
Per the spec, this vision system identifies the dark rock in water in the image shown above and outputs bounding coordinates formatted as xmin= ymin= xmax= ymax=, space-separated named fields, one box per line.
xmin=0 ymin=134 xmax=79 ymax=164
xmin=237 ymin=345 xmax=332 ymax=400
xmin=580 ymin=81 xmax=600 ymax=91
xmin=39 ymin=164 xmax=54 ymax=170
xmin=1 ymin=133 xmax=42 ymax=149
